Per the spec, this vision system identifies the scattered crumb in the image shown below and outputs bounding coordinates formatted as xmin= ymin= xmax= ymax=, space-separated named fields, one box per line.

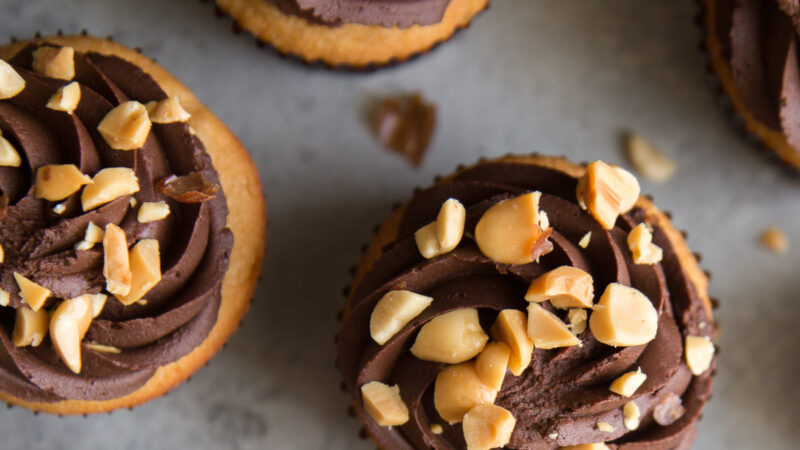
xmin=760 ymin=226 xmax=788 ymax=253
xmin=578 ymin=231 xmax=591 ymax=248
xmin=548 ymin=433 xmax=558 ymax=440
xmin=596 ymin=421 xmax=615 ymax=432
xmin=624 ymin=133 xmax=675 ymax=183
xmin=370 ymin=92 xmax=436 ymax=167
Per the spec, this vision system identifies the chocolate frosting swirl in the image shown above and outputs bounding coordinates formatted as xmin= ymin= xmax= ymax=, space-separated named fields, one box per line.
xmin=266 ymin=0 xmax=452 ymax=28
xmin=0 ymin=43 xmax=232 ymax=402
xmin=713 ymin=0 xmax=800 ymax=152
xmin=338 ymin=161 xmax=713 ymax=449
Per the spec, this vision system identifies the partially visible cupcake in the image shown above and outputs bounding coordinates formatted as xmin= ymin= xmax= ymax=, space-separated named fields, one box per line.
xmin=214 ymin=0 xmax=489 ymax=68
xmin=701 ymin=0 xmax=800 ymax=172
xmin=0 ymin=34 xmax=265 ymax=414
xmin=337 ymin=155 xmax=715 ymax=448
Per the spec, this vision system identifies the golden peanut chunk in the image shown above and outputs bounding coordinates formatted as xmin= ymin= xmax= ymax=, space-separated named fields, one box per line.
xmin=525 ymin=266 xmax=594 ymax=309
xmin=527 ymin=303 xmax=580 ymax=349
xmin=0 ymin=135 xmax=22 ymax=167
xmin=627 ymin=223 xmax=663 ymax=265
xmin=576 ymin=161 xmax=640 ymax=230
xmin=370 ymin=290 xmax=433 ymax=345
xmin=137 ymin=201 xmax=170 ymax=223
xmin=81 ymin=167 xmax=140 ymax=211
xmin=145 ymin=97 xmax=191 ymax=124
xmin=50 ymin=295 xmax=94 ymax=374
xmin=116 ymin=239 xmax=161 ymax=305
xmin=46 ymin=81 xmax=81 ymax=114
xmin=12 ymin=306 xmax=49 ymax=347
xmin=85 ymin=222 xmax=104 ymax=243
xmin=562 ymin=444 xmax=611 ymax=450
xmin=625 ymin=133 xmax=675 ymax=183
xmin=0 ymin=243 xmax=4 ymax=263
xmin=434 ymin=362 xmax=497 ymax=424
xmin=84 ymin=342 xmax=121 ymax=354
xmin=760 ymin=226 xmax=788 ymax=253
xmin=578 ymin=231 xmax=591 ymax=249
xmin=13 ymin=272 xmax=51 ymax=311
xmin=0 ymin=59 xmax=25 ymax=99
xmin=490 ymin=309 xmax=533 ymax=376
xmin=52 ymin=203 xmax=66 ymax=214
xmin=589 ymin=283 xmax=658 ymax=347
xmin=623 ymin=401 xmax=640 ymax=430
xmin=596 ymin=422 xmax=615 ymax=432
xmin=97 ymin=101 xmax=152 ymax=150
xmin=685 ymin=335 xmax=714 ymax=375
xmin=411 ymin=308 xmax=488 ymax=364
xmin=475 ymin=342 xmax=510 ymax=391
xmin=0 ymin=289 xmax=8 ymax=307
xmin=414 ymin=222 xmax=441 ymax=259
xmin=88 ymin=293 xmax=107 ymax=318
xmin=360 ymin=381 xmax=410 ymax=426
xmin=475 ymin=192 xmax=551 ymax=265
xmin=34 ymin=164 xmax=92 ymax=201
xmin=609 ymin=368 xmax=647 ymax=397
xmin=129 ymin=197 xmax=137 ymax=208
xmin=463 ymin=404 xmax=516 ymax=450
xmin=74 ymin=240 xmax=93 ymax=251
xmin=32 ymin=46 xmax=75 ymax=80
xmin=416 ymin=198 xmax=466 ymax=259
xmin=653 ymin=393 xmax=685 ymax=426
xmin=103 ymin=224 xmax=131 ymax=297
xmin=568 ymin=308 xmax=587 ymax=334
xmin=430 ymin=424 xmax=444 ymax=435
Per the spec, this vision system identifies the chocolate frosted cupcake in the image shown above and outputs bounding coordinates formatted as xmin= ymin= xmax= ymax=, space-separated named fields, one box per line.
xmin=701 ymin=0 xmax=800 ymax=171
xmin=0 ymin=34 xmax=265 ymax=414
xmin=214 ymin=0 xmax=489 ymax=68
xmin=337 ymin=155 xmax=715 ymax=449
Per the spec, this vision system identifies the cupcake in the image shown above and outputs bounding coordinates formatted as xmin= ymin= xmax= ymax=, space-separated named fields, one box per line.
xmin=701 ymin=0 xmax=800 ymax=172
xmin=214 ymin=0 xmax=489 ymax=68
xmin=337 ymin=155 xmax=715 ymax=449
xmin=0 ymin=34 xmax=265 ymax=414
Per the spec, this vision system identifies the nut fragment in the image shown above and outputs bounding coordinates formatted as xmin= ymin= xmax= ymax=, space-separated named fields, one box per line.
xmin=609 ymin=368 xmax=647 ymax=397
xmin=596 ymin=421 xmax=615 ymax=432
xmin=74 ymin=240 xmax=93 ymax=251
xmin=475 ymin=342 xmax=510 ymax=391
xmin=527 ymin=303 xmax=580 ymax=349
xmin=145 ymin=97 xmax=191 ymax=123
xmin=434 ymin=362 xmax=497 ymax=424
xmin=578 ymin=231 xmax=591 ymax=249
xmin=685 ymin=335 xmax=714 ymax=375
xmin=561 ymin=444 xmax=611 ymax=450
xmin=361 ymin=381 xmax=410 ymax=426
xmin=410 ymin=308 xmax=488 ymax=364
xmin=89 ymin=293 xmax=107 ymax=318
xmin=627 ymin=223 xmax=663 ymax=265
xmin=97 ymin=101 xmax=152 ymax=150
xmin=490 ymin=309 xmax=533 ymax=376
xmin=116 ymin=239 xmax=161 ymax=305
xmin=370 ymin=290 xmax=433 ymax=345
xmin=430 ymin=424 xmax=444 ymax=434
xmin=84 ymin=342 xmax=121 ymax=354
xmin=475 ymin=192 xmax=552 ymax=265
xmin=81 ymin=167 xmax=140 ymax=211
xmin=0 ymin=59 xmax=25 ymax=99
xmin=463 ymin=404 xmax=516 ymax=450
xmin=46 ymin=81 xmax=81 ymax=114
xmin=103 ymin=224 xmax=131 ymax=297
xmin=623 ymin=401 xmax=640 ymax=430
xmin=416 ymin=198 xmax=466 ymax=259
xmin=589 ymin=283 xmax=658 ymax=347
xmin=652 ymin=393 xmax=686 ymax=426
xmin=576 ymin=161 xmax=640 ymax=229
xmin=0 ymin=243 xmax=4 ymax=263
xmin=52 ymin=202 xmax=66 ymax=214
xmin=50 ymin=295 xmax=94 ymax=374
xmin=625 ymin=133 xmax=676 ymax=183
xmin=0 ymin=135 xmax=22 ymax=167
xmin=84 ymin=222 xmax=104 ymax=243
xmin=567 ymin=308 xmax=587 ymax=334
xmin=525 ymin=266 xmax=594 ymax=308
xmin=760 ymin=226 xmax=788 ymax=253
xmin=34 ymin=164 xmax=92 ymax=201
xmin=13 ymin=272 xmax=51 ymax=311
xmin=32 ymin=46 xmax=75 ymax=80
xmin=156 ymin=172 xmax=219 ymax=203
xmin=137 ymin=201 xmax=171 ymax=223
xmin=0 ymin=289 xmax=10 ymax=306
xmin=12 ymin=306 xmax=49 ymax=347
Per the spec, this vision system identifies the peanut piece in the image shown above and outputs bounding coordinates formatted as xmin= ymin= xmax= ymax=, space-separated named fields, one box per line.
xmin=0 ymin=243 xmax=4 ymax=263
xmin=525 ymin=266 xmax=594 ymax=309
xmin=578 ymin=231 xmax=591 ymax=249
xmin=34 ymin=164 xmax=92 ymax=201
xmin=13 ymin=272 xmax=50 ymax=311
xmin=137 ymin=201 xmax=170 ymax=223
xmin=12 ymin=306 xmax=49 ymax=347
xmin=117 ymin=239 xmax=161 ymax=305
xmin=568 ymin=308 xmax=587 ymax=334
xmin=490 ymin=310 xmax=533 ymax=376
xmin=85 ymin=222 xmax=104 ymax=243
xmin=0 ymin=135 xmax=21 ymax=167
xmin=760 ymin=226 xmax=788 ymax=253
xmin=32 ymin=46 xmax=75 ymax=80
xmin=652 ymin=393 xmax=685 ymax=426
xmin=609 ymin=368 xmax=647 ymax=397
xmin=562 ymin=444 xmax=611 ymax=450
xmin=50 ymin=295 xmax=94 ymax=373
xmin=625 ymin=134 xmax=675 ymax=183
xmin=463 ymin=404 xmax=516 ymax=450
xmin=475 ymin=192 xmax=551 ymax=264
xmin=361 ymin=381 xmax=410 ymax=426
xmin=415 ymin=198 xmax=466 ymax=259
xmin=52 ymin=203 xmax=66 ymax=214
xmin=411 ymin=308 xmax=488 ymax=364
xmin=627 ymin=223 xmax=662 ymax=265
xmin=576 ymin=161 xmax=640 ymax=229
xmin=74 ymin=240 xmax=93 ymax=251
xmin=434 ymin=362 xmax=497 ymax=424
xmin=81 ymin=167 xmax=140 ymax=211
xmin=623 ymin=401 xmax=640 ymax=430
xmin=46 ymin=81 xmax=81 ymax=114
xmin=370 ymin=290 xmax=433 ymax=345
xmin=527 ymin=303 xmax=580 ymax=349
xmin=0 ymin=289 xmax=8 ymax=307
xmin=596 ymin=422 xmax=614 ymax=432
xmin=589 ymin=283 xmax=658 ymax=347
xmin=475 ymin=342 xmax=510 ymax=391
xmin=97 ymin=101 xmax=152 ymax=150
xmin=0 ymin=60 xmax=25 ymax=99
xmin=88 ymin=293 xmax=107 ymax=318
xmin=145 ymin=97 xmax=191 ymax=124
xmin=85 ymin=342 xmax=121 ymax=354
xmin=430 ymin=424 xmax=444 ymax=435
xmin=103 ymin=224 xmax=131 ymax=297
xmin=685 ymin=335 xmax=714 ymax=375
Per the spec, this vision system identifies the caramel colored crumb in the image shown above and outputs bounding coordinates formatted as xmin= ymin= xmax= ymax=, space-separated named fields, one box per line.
xmin=760 ymin=226 xmax=788 ymax=253
xmin=371 ymin=93 xmax=436 ymax=167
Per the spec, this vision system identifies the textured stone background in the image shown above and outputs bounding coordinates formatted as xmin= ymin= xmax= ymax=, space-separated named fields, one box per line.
xmin=1 ymin=1 xmax=798 ymax=449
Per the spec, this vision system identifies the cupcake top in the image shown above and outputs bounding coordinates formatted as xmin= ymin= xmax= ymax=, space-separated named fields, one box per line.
xmin=338 ymin=158 xmax=714 ymax=449
xmin=0 ymin=41 xmax=231 ymax=402
xmin=267 ymin=0 xmax=452 ymax=28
